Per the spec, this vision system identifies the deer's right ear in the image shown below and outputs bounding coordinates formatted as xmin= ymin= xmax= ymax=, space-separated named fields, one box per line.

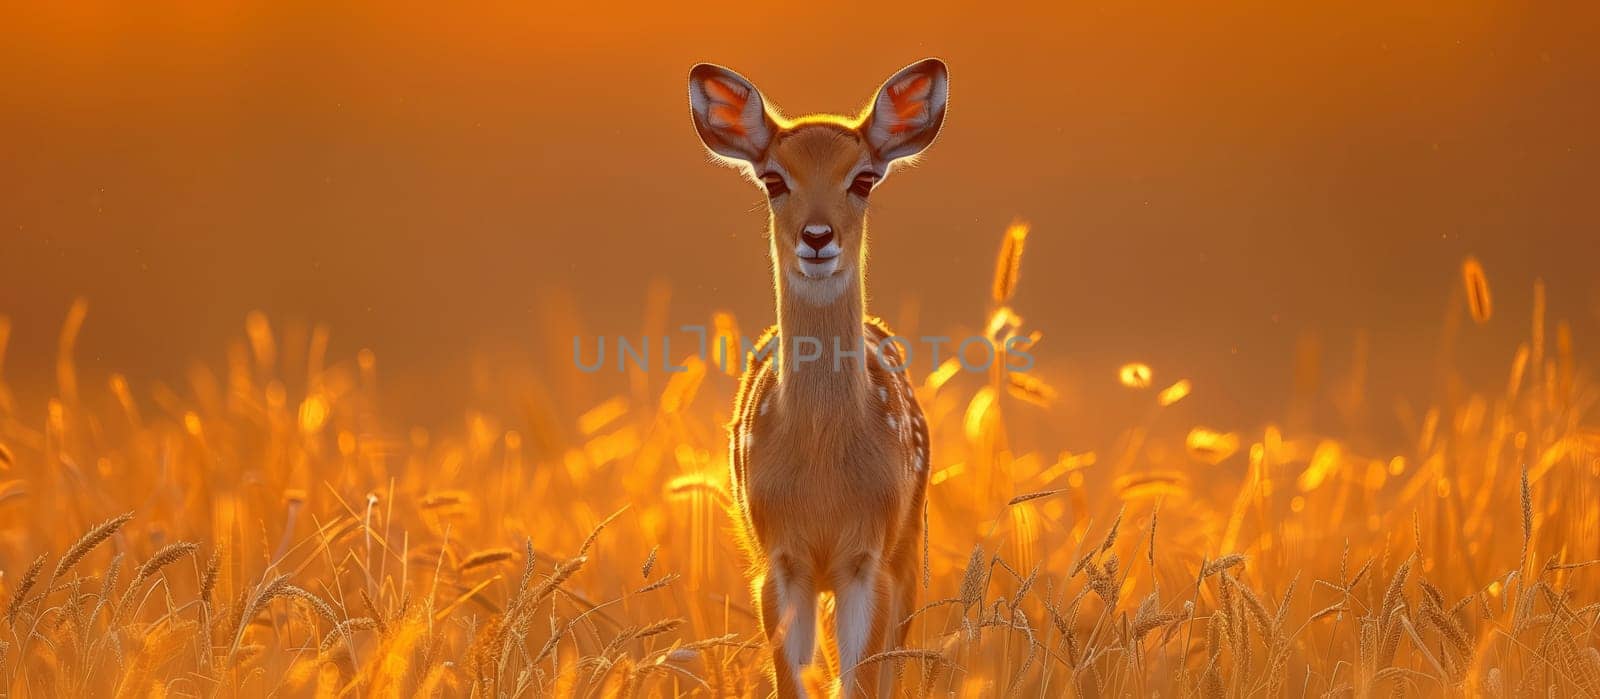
xmin=689 ymin=64 xmax=778 ymax=164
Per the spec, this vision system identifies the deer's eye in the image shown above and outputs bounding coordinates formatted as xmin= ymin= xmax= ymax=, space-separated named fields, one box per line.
xmin=760 ymin=173 xmax=788 ymax=198
xmin=849 ymin=172 xmax=879 ymax=199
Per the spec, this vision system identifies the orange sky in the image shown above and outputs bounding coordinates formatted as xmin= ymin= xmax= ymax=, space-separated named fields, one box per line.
xmin=2 ymin=2 xmax=1597 ymax=433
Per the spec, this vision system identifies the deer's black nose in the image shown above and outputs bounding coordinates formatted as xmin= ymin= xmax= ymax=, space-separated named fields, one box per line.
xmin=801 ymin=224 xmax=834 ymax=252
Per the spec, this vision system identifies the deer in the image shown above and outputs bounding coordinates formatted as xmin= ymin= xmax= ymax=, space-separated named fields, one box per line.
xmin=687 ymin=58 xmax=948 ymax=697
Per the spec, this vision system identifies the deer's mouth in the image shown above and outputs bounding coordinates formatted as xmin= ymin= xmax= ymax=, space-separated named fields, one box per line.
xmin=796 ymin=255 xmax=841 ymax=279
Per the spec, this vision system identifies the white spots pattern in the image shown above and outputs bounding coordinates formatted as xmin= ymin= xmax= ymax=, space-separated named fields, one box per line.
xmin=863 ymin=321 xmax=930 ymax=478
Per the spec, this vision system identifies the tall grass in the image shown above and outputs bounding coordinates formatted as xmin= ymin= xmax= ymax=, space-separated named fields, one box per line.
xmin=0 ymin=227 xmax=1596 ymax=697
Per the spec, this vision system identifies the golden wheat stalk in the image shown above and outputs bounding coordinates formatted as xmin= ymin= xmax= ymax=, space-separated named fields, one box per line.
xmin=635 ymin=572 xmax=680 ymax=595
xmin=5 ymin=554 xmax=45 ymax=627
xmin=225 ymin=573 xmax=292 ymax=665
xmin=991 ymin=221 xmax=1029 ymax=304
xmin=53 ymin=512 xmax=134 ymax=583
xmin=115 ymin=541 xmax=198 ymax=623
xmin=1461 ymin=257 xmax=1492 ymax=324
xmin=578 ymin=506 xmax=630 ymax=558
xmin=640 ymin=545 xmax=659 ymax=579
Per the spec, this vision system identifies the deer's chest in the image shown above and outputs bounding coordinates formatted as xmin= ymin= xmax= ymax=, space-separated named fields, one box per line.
xmin=741 ymin=401 xmax=908 ymax=542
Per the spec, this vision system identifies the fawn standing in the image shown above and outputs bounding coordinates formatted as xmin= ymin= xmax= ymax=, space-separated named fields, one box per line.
xmin=688 ymin=58 xmax=948 ymax=697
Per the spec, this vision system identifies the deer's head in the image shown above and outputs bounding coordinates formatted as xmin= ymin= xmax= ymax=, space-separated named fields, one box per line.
xmin=689 ymin=59 xmax=949 ymax=304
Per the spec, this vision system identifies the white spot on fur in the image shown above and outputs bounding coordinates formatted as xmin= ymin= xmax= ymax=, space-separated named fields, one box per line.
xmin=877 ymin=386 xmax=888 ymax=402
xmin=886 ymin=416 xmax=897 ymax=430
xmin=914 ymin=454 xmax=925 ymax=471
xmin=760 ymin=398 xmax=771 ymax=416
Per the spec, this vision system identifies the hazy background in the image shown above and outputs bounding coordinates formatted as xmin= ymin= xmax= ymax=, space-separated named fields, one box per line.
xmin=2 ymin=2 xmax=1597 ymax=438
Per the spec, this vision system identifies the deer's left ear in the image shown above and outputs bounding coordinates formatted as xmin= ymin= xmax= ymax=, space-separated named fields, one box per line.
xmin=689 ymin=63 xmax=779 ymax=164
xmin=861 ymin=58 xmax=949 ymax=167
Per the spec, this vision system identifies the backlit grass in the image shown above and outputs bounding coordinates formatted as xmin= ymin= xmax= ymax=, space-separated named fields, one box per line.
xmin=0 ymin=226 xmax=1596 ymax=697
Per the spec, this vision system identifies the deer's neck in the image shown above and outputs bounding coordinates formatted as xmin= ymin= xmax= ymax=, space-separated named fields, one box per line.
xmin=772 ymin=251 xmax=869 ymax=410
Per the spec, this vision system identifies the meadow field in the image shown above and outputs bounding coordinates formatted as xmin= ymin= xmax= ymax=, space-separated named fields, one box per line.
xmin=1 ymin=225 xmax=1597 ymax=697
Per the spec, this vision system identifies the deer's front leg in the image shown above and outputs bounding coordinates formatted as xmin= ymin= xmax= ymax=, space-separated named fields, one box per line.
xmin=760 ymin=554 xmax=817 ymax=698
xmin=833 ymin=552 xmax=886 ymax=697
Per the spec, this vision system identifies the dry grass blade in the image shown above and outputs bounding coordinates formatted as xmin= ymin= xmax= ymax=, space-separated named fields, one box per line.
xmin=578 ymin=506 xmax=629 ymax=558
xmin=1345 ymin=558 xmax=1375 ymax=590
xmin=846 ymin=648 xmax=963 ymax=679
xmin=1007 ymin=489 xmax=1062 ymax=507
xmin=459 ymin=547 xmax=516 ymax=573
xmin=528 ymin=556 xmax=586 ymax=610
xmin=922 ymin=500 xmax=931 ymax=590
xmin=635 ymin=572 xmax=680 ymax=595
xmin=1308 ymin=602 xmax=1349 ymax=622
xmin=531 ymin=619 xmax=569 ymax=666
xmin=1229 ymin=572 xmax=1271 ymax=633
xmin=1421 ymin=603 xmax=1471 ymax=662
xmin=1275 ymin=573 xmax=1299 ymax=630
xmin=1201 ymin=554 xmax=1247 ymax=578
xmin=1147 ymin=500 xmax=1160 ymax=567
xmin=959 ymin=545 xmax=986 ymax=610
xmin=199 ymin=548 xmax=221 ymax=605
xmin=319 ymin=616 xmax=378 ymax=653
xmin=1012 ymin=563 xmax=1039 ymax=613
xmin=1101 ymin=506 xmax=1125 ymax=553
xmin=434 ymin=575 xmax=500 ymax=622
xmin=227 ymin=573 xmax=292 ymax=663
xmin=359 ymin=586 xmax=389 ymax=636
xmin=635 ymin=617 xmax=684 ymax=639
xmin=900 ymin=597 xmax=962 ymax=630
xmin=1521 ymin=467 xmax=1534 ymax=569
xmin=420 ymin=491 xmax=466 ymax=510
xmin=1380 ymin=556 xmax=1414 ymax=621
xmin=1005 ymin=372 xmax=1057 ymax=407
xmin=1396 ymin=614 xmax=1447 ymax=680
xmin=283 ymin=584 xmax=340 ymax=626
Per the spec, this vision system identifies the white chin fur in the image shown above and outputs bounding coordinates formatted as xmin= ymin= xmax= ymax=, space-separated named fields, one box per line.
xmin=786 ymin=264 xmax=851 ymax=306
xmin=798 ymin=256 xmax=839 ymax=279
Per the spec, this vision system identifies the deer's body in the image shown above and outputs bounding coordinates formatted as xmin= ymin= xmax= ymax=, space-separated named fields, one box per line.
xmin=729 ymin=319 xmax=930 ymax=695
xmin=688 ymin=59 xmax=949 ymax=697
